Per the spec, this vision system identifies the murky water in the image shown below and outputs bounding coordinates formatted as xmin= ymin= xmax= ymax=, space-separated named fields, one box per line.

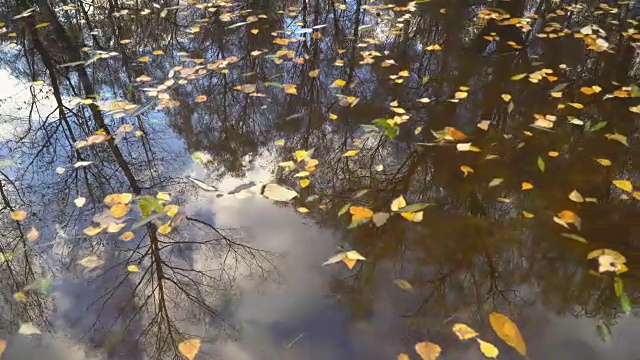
xmin=0 ymin=0 xmax=639 ymax=359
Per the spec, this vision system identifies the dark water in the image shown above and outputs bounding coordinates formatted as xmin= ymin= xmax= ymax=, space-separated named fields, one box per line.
xmin=0 ymin=0 xmax=639 ymax=359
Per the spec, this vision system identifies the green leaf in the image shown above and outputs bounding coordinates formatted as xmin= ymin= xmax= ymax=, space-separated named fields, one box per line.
xmin=588 ymin=121 xmax=608 ymax=132
xmin=397 ymin=203 xmax=433 ymax=213
xmin=560 ymin=233 xmax=587 ymax=243
xmin=614 ymin=276 xmax=624 ymax=297
xmin=338 ymin=203 xmax=351 ymax=216
xmin=537 ymin=156 xmax=545 ymax=172
xmin=511 ymin=73 xmax=527 ymax=80
xmin=620 ymin=291 xmax=632 ymax=314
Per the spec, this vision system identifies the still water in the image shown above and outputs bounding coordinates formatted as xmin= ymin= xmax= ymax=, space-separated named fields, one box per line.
xmin=0 ymin=0 xmax=639 ymax=359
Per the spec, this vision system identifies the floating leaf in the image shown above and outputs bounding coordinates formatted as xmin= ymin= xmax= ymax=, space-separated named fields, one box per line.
xmin=460 ymin=165 xmax=474 ymax=177
xmin=308 ymin=69 xmax=320 ymax=77
xmin=330 ymin=79 xmax=346 ymax=88
xmin=476 ymin=339 xmax=499 ymax=359
xmin=283 ymin=84 xmax=298 ymax=95
xmin=83 ymin=226 xmax=104 ymax=236
xmin=397 ymin=203 xmax=432 ymax=213
xmin=390 ymin=195 xmax=407 ymax=212
xmin=262 ymin=183 xmax=298 ymax=201
xmin=522 ymin=211 xmax=535 ymax=218
xmin=511 ymin=73 xmax=527 ymax=80
xmin=400 ymin=211 xmax=424 ymax=222
xmin=452 ymin=323 xmax=479 ymax=340
xmin=489 ymin=312 xmax=527 ymax=357
xmin=537 ymin=156 xmax=545 ymax=172
xmin=77 ymin=255 xmax=104 ymax=269
xmin=521 ymin=182 xmax=533 ymax=190
xmin=557 ymin=210 xmax=581 ymax=229
xmin=350 ymin=206 xmax=373 ymax=221
xmin=488 ymin=178 xmax=504 ymax=187
xmin=415 ymin=341 xmax=441 ymax=360
xmin=297 ymin=207 xmax=309 ymax=213
xmin=568 ymin=190 xmax=584 ymax=203
xmin=605 ymin=133 xmax=628 ymax=146
xmin=194 ymin=95 xmax=207 ymax=102
xmin=110 ymin=204 xmax=130 ymax=219
xmin=595 ymin=158 xmax=612 ymax=166
xmin=501 ymin=94 xmax=512 ymax=102
xmin=18 ymin=323 xmax=41 ymax=335
xmin=338 ymin=203 xmax=351 ymax=216
xmin=397 ymin=353 xmax=410 ymax=360
xmin=372 ymin=212 xmax=390 ymax=227
xmin=560 ymin=233 xmax=587 ymax=243
xmin=299 ymin=179 xmax=310 ymax=188
xmin=74 ymin=197 xmax=86 ymax=207
xmin=11 ymin=210 xmax=27 ymax=221
xmin=394 ymin=279 xmax=414 ymax=292
xmin=613 ymin=180 xmax=633 ymax=193
xmin=119 ymin=231 xmax=135 ymax=241
xmin=178 ymin=338 xmax=201 ymax=360
xmin=127 ymin=265 xmax=140 ymax=272
xmin=342 ymin=150 xmax=360 ymax=157
xmin=454 ymin=91 xmax=468 ymax=100
xmin=157 ymin=223 xmax=172 ymax=234
xmin=73 ymin=161 xmax=93 ymax=168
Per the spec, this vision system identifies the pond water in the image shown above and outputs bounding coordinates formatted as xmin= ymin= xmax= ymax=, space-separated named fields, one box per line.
xmin=0 ymin=0 xmax=639 ymax=359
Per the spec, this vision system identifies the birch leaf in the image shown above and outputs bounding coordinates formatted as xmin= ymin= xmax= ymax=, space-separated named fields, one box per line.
xmin=489 ymin=312 xmax=527 ymax=356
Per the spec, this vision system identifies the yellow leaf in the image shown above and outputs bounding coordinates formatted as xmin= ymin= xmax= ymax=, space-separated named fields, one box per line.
xmin=300 ymin=179 xmax=310 ymax=188
xmin=476 ymin=339 xmax=499 ymax=359
xmin=158 ymin=223 xmax=172 ymax=234
xmin=550 ymin=91 xmax=563 ymax=98
xmin=164 ymin=204 xmax=179 ymax=217
xmin=444 ymin=127 xmax=467 ymax=140
xmin=329 ymin=113 xmax=338 ymax=120
xmin=397 ymin=353 xmax=410 ymax=360
xmin=398 ymin=70 xmax=410 ymax=77
xmin=613 ymin=180 xmax=633 ymax=193
xmin=454 ymin=91 xmax=468 ymax=100
xmin=178 ymin=338 xmax=201 ymax=360
xmin=14 ymin=291 xmax=27 ymax=302
xmin=297 ymin=207 xmax=309 ymax=213
xmin=522 ymin=211 xmax=535 ymax=218
xmin=195 ymin=95 xmax=207 ymax=102
xmin=415 ymin=341 xmax=441 ymax=360
xmin=11 ymin=210 xmax=27 ymax=221
xmin=548 ymin=151 xmax=559 ymax=157
xmin=460 ymin=165 xmax=474 ymax=177
xmin=137 ymin=56 xmax=149 ymax=62
xmin=501 ymin=93 xmax=512 ymax=102
xmin=83 ymin=226 xmax=104 ymax=236
xmin=595 ymin=158 xmax=612 ymax=166
xmin=283 ymin=84 xmax=298 ymax=95
xmin=127 ymin=265 xmax=140 ymax=272
xmin=152 ymin=50 xmax=165 ymax=55
xmin=568 ymin=190 xmax=584 ymax=203
xmin=452 ymin=323 xmax=479 ymax=340
xmin=568 ymin=102 xmax=584 ymax=109
xmin=34 ymin=22 xmax=50 ymax=29
xmin=106 ymin=222 xmax=126 ymax=233
xmin=350 ymin=206 xmax=373 ymax=221
xmin=309 ymin=69 xmax=320 ymax=77
xmin=110 ymin=204 xmax=130 ymax=219
xmin=119 ymin=231 xmax=135 ymax=241
xmin=521 ymin=182 xmax=533 ymax=190
xmin=342 ymin=150 xmax=359 ymax=157
xmin=424 ymin=44 xmax=442 ymax=51
xmin=390 ymin=195 xmax=407 ymax=212
xmin=250 ymin=28 xmax=259 ymax=34
xmin=400 ymin=211 xmax=423 ymax=222
xmin=275 ymin=139 xmax=285 ymax=146
xmin=489 ymin=312 xmax=527 ymax=356
xmin=157 ymin=192 xmax=171 ymax=201
xmin=330 ymin=79 xmax=347 ymax=88
xmin=294 ymin=150 xmax=309 ymax=162
xmin=104 ymin=193 xmax=133 ymax=206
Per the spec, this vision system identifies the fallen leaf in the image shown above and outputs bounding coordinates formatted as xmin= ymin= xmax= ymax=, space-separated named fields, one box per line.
xmin=309 ymin=69 xmax=320 ymax=77
xmin=262 ymin=183 xmax=298 ymax=201
xmin=300 ymin=179 xmax=310 ymax=188
xmin=157 ymin=223 xmax=172 ymax=234
xmin=74 ymin=197 xmax=86 ymax=207
xmin=26 ymin=227 xmax=39 ymax=242
xmin=522 ymin=211 xmax=535 ymax=218
xmin=521 ymin=182 xmax=533 ymax=190
xmin=283 ymin=84 xmax=298 ymax=95
xmin=194 ymin=95 xmax=207 ymax=102
xmin=452 ymin=323 xmax=479 ymax=340
xmin=394 ymin=279 xmax=414 ymax=292
xmin=372 ymin=212 xmax=390 ymax=227
xmin=11 ymin=210 xmax=27 ymax=221
xmin=568 ymin=190 xmax=584 ymax=203
xmin=342 ymin=150 xmax=360 ymax=157
xmin=178 ymin=338 xmax=201 ymax=360
xmin=18 ymin=323 xmax=41 ymax=335
xmin=297 ymin=207 xmax=310 ymax=213
xmin=389 ymin=196 xmax=411 ymax=214
xmin=613 ymin=180 xmax=633 ymax=193
xmin=488 ymin=178 xmax=504 ymax=187
xmin=330 ymin=79 xmax=346 ymax=88
xmin=476 ymin=339 xmax=499 ymax=359
xmin=460 ymin=165 xmax=474 ymax=177
xmin=350 ymin=206 xmax=373 ymax=221
xmin=415 ymin=341 xmax=441 ymax=360
xmin=397 ymin=353 xmax=410 ymax=360
xmin=489 ymin=312 xmax=527 ymax=357
xmin=110 ymin=204 xmax=130 ymax=219
xmin=454 ymin=91 xmax=468 ymax=100
xmin=77 ymin=255 xmax=104 ymax=269
xmin=594 ymin=158 xmax=612 ymax=166
xmin=501 ymin=94 xmax=512 ymax=102
xmin=119 ymin=231 xmax=135 ymax=241
xmin=127 ymin=265 xmax=140 ymax=272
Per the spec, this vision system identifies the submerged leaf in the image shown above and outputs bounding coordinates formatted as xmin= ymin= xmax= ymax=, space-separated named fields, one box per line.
xmin=178 ymin=338 xmax=201 ymax=360
xmin=77 ymin=255 xmax=104 ymax=269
